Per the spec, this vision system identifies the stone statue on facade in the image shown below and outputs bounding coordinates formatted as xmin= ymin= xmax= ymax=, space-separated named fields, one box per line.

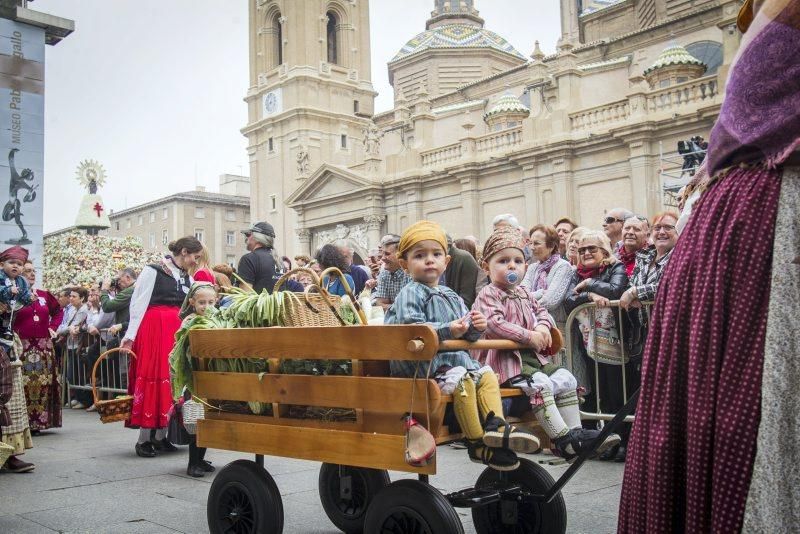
xmin=362 ymin=123 xmax=383 ymax=157
xmin=296 ymin=146 xmax=310 ymax=177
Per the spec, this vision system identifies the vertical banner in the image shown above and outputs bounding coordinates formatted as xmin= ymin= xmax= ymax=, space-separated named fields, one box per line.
xmin=0 ymin=19 xmax=45 ymax=268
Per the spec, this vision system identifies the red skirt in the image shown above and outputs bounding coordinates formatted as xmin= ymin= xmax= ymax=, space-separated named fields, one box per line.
xmin=127 ymin=305 xmax=181 ymax=429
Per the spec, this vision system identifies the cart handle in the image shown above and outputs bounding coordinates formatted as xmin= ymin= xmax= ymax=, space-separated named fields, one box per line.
xmin=407 ymin=328 xmax=563 ymax=354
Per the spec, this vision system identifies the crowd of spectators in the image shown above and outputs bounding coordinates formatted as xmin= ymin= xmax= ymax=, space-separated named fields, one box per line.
xmin=1 ymin=206 xmax=679 ymax=472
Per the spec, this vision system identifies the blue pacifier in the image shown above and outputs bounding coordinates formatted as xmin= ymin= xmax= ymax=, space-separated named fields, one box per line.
xmin=505 ymin=272 xmax=519 ymax=284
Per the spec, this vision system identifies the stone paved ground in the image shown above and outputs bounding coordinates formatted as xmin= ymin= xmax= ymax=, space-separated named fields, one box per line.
xmin=0 ymin=409 xmax=624 ymax=533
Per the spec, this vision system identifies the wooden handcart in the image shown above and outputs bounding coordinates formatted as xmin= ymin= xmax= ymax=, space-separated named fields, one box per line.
xmin=189 ymin=324 xmax=632 ymax=534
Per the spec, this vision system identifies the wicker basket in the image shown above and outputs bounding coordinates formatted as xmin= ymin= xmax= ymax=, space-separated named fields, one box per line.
xmin=182 ymin=398 xmax=205 ymax=435
xmin=91 ymin=347 xmax=136 ymax=424
xmin=274 ymin=267 xmax=366 ymax=326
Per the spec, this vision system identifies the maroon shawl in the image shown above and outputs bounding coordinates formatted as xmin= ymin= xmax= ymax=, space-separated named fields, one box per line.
xmin=706 ymin=0 xmax=800 ymax=176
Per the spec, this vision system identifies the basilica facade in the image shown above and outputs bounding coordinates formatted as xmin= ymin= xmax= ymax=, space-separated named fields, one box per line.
xmin=244 ymin=0 xmax=743 ymax=260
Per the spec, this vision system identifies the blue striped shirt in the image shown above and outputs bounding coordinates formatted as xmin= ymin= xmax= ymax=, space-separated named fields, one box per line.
xmin=384 ymin=281 xmax=481 ymax=377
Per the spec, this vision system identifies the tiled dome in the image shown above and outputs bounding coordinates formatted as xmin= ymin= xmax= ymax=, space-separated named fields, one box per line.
xmin=644 ymin=44 xmax=706 ymax=75
xmin=483 ymin=93 xmax=530 ymax=121
xmin=391 ymin=24 xmax=526 ymax=63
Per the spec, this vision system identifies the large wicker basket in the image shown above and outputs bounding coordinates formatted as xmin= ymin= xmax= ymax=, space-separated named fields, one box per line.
xmin=91 ymin=347 xmax=136 ymax=424
xmin=274 ymin=267 xmax=366 ymax=326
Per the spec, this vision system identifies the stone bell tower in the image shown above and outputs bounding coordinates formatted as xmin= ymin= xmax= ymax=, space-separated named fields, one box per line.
xmin=244 ymin=0 xmax=376 ymax=256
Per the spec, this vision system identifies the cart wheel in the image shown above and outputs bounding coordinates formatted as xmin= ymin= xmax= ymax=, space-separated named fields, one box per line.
xmin=364 ymin=479 xmax=464 ymax=534
xmin=472 ymin=458 xmax=566 ymax=534
xmin=318 ymin=463 xmax=390 ymax=534
xmin=207 ymin=459 xmax=284 ymax=534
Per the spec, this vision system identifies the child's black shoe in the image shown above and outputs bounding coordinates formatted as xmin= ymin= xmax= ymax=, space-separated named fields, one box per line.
xmin=482 ymin=411 xmax=540 ymax=453
xmin=466 ymin=440 xmax=519 ymax=471
xmin=553 ymin=428 xmax=621 ymax=463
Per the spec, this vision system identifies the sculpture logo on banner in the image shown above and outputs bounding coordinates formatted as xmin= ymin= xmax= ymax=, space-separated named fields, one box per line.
xmin=0 ymin=19 xmax=45 ymax=267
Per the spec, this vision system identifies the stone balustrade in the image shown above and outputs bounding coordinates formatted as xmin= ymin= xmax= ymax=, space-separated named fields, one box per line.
xmin=570 ymin=100 xmax=630 ymax=131
xmin=645 ymin=75 xmax=718 ymax=114
xmin=421 ymin=142 xmax=463 ymax=168
xmin=475 ymin=127 xmax=524 ymax=154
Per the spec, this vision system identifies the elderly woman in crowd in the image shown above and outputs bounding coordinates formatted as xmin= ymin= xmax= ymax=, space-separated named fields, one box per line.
xmin=15 ymin=261 xmax=63 ymax=431
xmin=616 ymin=216 xmax=650 ymax=277
xmin=522 ymin=224 xmax=572 ymax=332
xmin=620 ymin=211 xmax=679 ymax=311
xmin=122 ymin=236 xmax=201 ymax=458
xmin=564 ymin=231 xmax=629 ymax=449
xmin=554 ymin=218 xmax=578 ymax=259
xmin=565 ymin=227 xmax=590 ymax=267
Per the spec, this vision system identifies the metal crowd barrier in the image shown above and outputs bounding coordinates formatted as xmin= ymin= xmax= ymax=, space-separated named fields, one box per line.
xmin=563 ymin=300 xmax=653 ymax=424
xmin=61 ymin=329 xmax=130 ymax=406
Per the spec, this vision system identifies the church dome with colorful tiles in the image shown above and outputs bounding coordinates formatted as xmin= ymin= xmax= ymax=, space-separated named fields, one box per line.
xmin=643 ymin=43 xmax=707 ymax=88
xmin=644 ymin=44 xmax=706 ymax=75
xmin=390 ymin=24 xmax=526 ymax=64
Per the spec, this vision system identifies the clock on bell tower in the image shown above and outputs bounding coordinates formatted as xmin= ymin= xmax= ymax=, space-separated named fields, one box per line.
xmin=243 ymin=0 xmax=377 ymax=255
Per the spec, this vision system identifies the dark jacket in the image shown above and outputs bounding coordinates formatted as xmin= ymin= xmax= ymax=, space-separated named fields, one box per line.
xmin=100 ymin=285 xmax=134 ymax=331
xmin=348 ymin=265 xmax=370 ymax=295
xmin=564 ymin=261 xmax=629 ymax=314
xmin=444 ymin=244 xmax=480 ymax=309
xmin=237 ymin=246 xmax=280 ymax=294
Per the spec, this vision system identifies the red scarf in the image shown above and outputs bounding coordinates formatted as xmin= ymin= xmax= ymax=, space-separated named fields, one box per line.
xmin=576 ymin=264 xmax=606 ymax=280
xmin=616 ymin=243 xmax=637 ymax=277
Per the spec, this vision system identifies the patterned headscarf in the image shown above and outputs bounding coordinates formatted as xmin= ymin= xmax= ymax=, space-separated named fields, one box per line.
xmin=482 ymin=227 xmax=525 ymax=262
xmin=398 ymin=220 xmax=448 ymax=258
xmin=0 ymin=245 xmax=28 ymax=263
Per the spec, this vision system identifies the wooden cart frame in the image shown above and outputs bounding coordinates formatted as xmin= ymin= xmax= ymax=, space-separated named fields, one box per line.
xmin=189 ymin=324 xmax=633 ymax=534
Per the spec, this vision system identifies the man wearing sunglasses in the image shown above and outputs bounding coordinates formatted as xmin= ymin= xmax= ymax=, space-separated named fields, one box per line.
xmin=602 ymin=208 xmax=634 ymax=247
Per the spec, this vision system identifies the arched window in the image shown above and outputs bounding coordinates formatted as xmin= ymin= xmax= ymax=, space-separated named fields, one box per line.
xmin=273 ymin=12 xmax=283 ymax=67
xmin=685 ymin=41 xmax=723 ymax=75
xmin=326 ymin=11 xmax=338 ymax=64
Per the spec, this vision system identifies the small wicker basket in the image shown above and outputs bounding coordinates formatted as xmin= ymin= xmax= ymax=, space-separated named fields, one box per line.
xmin=91 ymin=347 xmax=136 ymax=424
xmin=274 ymin=267 xmax=366 ymax=326
xmin=182 ymin=398 xmax=205 ymax=435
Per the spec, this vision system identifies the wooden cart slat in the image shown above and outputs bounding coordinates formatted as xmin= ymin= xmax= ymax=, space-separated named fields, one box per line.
xmin=197 ymin=418 xmax=436 ymax=474
xmin=188 ymin=324 xmax=439 ymax=360
xmin=194 ymin=371 xmax=442 ymax=412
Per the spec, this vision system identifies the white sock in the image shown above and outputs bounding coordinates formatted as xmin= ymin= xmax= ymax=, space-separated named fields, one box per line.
xmin=533 ymin=388 xmax=569 ymax=440
xmin=555 ymin=390 xmax=582 ymax=429
xmin=137 ymin=429 xmax=150 ymax=444
xmin=154 ymin=428 xmax=166 ymax=441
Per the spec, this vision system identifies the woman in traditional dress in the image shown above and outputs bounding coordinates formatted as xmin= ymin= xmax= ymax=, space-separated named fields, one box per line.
xmin=618 ymin=1 xmax=800 ymax=531
xmin=16 ymin=261 xmax=63 ymax=431
xmin=121 ymin=236 xmax=201 ymax=458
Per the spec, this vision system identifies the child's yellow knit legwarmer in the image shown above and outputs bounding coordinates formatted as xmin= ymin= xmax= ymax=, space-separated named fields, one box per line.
xmin=475 ymin=371 xmax=505 ymax=421
xmin=452 ymin=375 xmax=484 ymax=441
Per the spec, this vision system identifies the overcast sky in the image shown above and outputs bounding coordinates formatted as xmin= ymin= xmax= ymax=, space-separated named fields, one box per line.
xmin=34 ymin=0 xmax=560 ymax=232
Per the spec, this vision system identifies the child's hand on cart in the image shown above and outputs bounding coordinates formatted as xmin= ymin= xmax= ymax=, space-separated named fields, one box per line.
xmin=449 ymin=311 xmax=487 ymax=338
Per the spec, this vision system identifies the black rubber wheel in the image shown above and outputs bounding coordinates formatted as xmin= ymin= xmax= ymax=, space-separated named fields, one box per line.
xmin=472 ymin=458 xmax=567 ymax=534
xmin=318 ymin=463 xmax=390 ymax=533
xmin=207 ymin=459 xmax=284 ymax=534
xmin=364 ymin=479 xmax=464 ymax=534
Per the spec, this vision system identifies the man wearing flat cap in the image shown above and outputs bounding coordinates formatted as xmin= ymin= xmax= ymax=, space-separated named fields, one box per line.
xmin=237 ymin=222 xmax=283 ymax=294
